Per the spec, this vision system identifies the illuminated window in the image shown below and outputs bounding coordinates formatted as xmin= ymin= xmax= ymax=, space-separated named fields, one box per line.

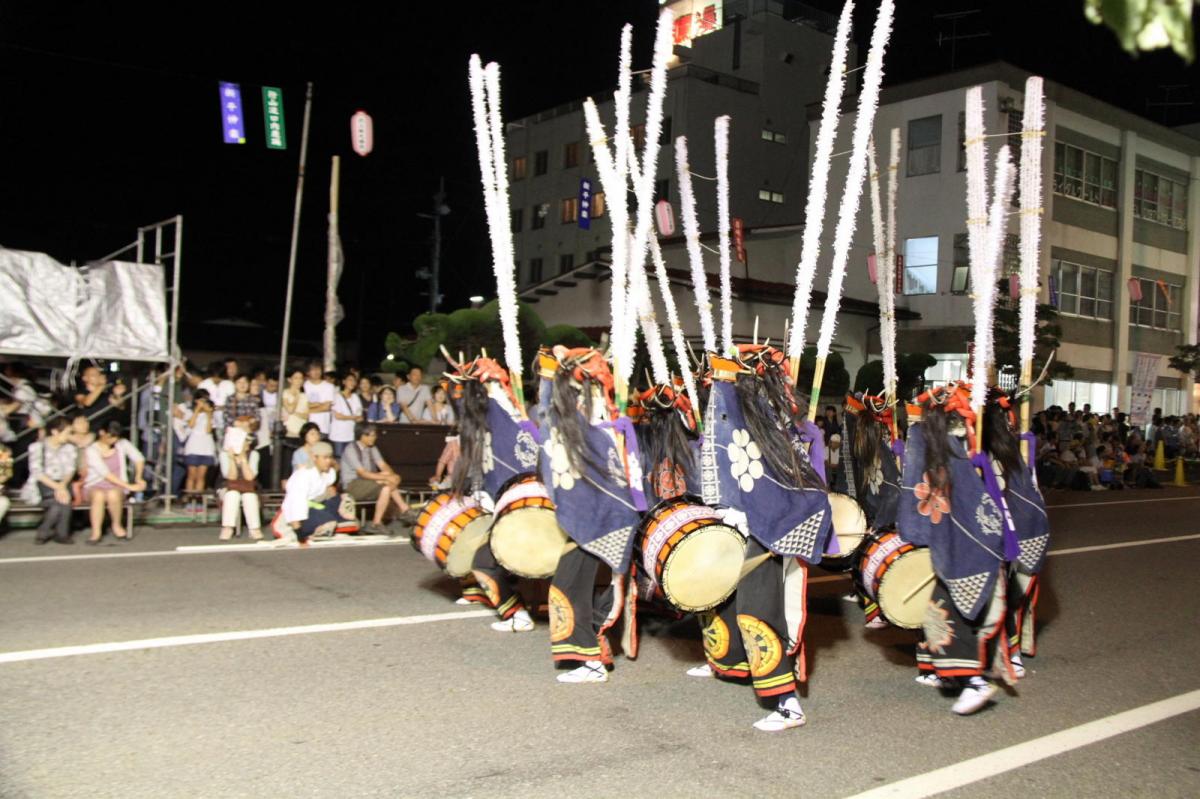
xmin=761 ymin=128 xmax=787 ymax=144
xmin=903 ymin=236 xmax=938 ymax=295
xmin=1053 ymin=259 xmax=1112 ymax=320
xmin=1135 ymin=169 xmax=1188 ymax=229
xmin=531 ymin=203 xmax=548 ymax=230
xmin=512 ymin=156 xmax=527 ymax=180
xmin=757 ymin=188 xmax=784 ymax=204
xmin=1130 ymin=277 xmax=1180 ymax=330
xmin=1053 ymin=142 xmax=1117 ymax=208
xmin=593 ymin=191 xmax=606 ymax=218
xmin=561 ymin=197 xmax=578 ymax=224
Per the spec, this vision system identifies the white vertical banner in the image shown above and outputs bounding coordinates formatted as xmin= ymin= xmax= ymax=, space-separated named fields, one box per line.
xmin=1129 ymin=352 xmax=1161 ymax=427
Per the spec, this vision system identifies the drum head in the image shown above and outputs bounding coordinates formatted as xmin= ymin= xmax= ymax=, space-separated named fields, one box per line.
xmin=490 ymin=507 xmax=568 ymax=579
xmin=828 ymin=493 xmax=868 ymax=556
xmin=444 ymin=514 xmax=493 ymax=578
xmin=662 ymin=525 xmax=746 ymax=612
xmin=876 ymin=548 xmax=935 ymax=629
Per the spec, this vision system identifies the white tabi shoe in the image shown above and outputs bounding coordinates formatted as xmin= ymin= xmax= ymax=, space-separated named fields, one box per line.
xmin=454 ymin=597 xmax=473 ymax=606
xmin=952 ymin=679 xmax=998 ymax=715
xmin=557 ymin=661 xmax=608 ymax=683
xmin=491 ymin=611 xmax=534 ymax=633
xmin=685 ymin=663 xmax=714 ymax=678
xmin=753 ymin=696 xmax=806 ymax=732
xmin=914 ymin=673 xmax=947 ymax=688
xmin=841 ymin=591 xmax=859 ymax=603
xmin=865 ymin=616 xmax=889 ymax=629
xmin=1010 ymin=653 xmax=1027 ymax=679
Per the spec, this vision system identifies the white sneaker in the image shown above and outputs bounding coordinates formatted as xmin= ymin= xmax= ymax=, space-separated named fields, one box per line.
xmin=1091 ymin=484 xmax=1107 ymax=491
xmin=491 ymin=611 xmax=534 ymax=633
xmin=914 ymin=673 xmax=947 ymax=688
xmin=753 ymin=696 xmax=806 ymax=732
xmin=951 ymin=681 xmax=998 ymax=715
xmin=841 ymin=591 xmax=859 ymax=603
xmin=557 ymin=661 xmax=608 ymax=683
xmin=686 ymin=663 xmax=714 ymax=678
xmin=1010 ymin=654 xmax=1026 ymax=679
xmin=455 ymin=597 xmax=473 ymax=606
xmin=865 ymin=616 xmax=888 ymax=629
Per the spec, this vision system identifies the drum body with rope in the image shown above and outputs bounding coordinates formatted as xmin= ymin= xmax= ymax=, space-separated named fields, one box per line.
xmin=489 ymin=473 xmax=568 ymax=579
xmin=821 ymin=493 xmax=869 ymax=571
xmin=856 ymin=530 xmax=935 ymax=629
xmin=637 ymin=496 xmax=746 ymax=613
xmin=412 ymin=493 xmax=493 ymax=577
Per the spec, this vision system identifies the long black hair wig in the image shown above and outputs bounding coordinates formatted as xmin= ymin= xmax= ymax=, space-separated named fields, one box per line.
xmin=982 ymin=400 xmax=1023 ymax=481
xmin=548 ymin=368 xmax=601 ymax=477
xmin=450 ymin=379 xmax=489 ymax=498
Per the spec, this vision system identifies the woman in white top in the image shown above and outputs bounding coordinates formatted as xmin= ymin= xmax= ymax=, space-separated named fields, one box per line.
xmin=184 ymin=391 xmax=216 ymax=502
xmin=281 ymin=368 xmax=310 ymax=439
xmin=330 ymin=372 xmax=363 ymax=457
xmin=421 ymin=384 xmax=456 ymax=425
xmin=84 ymin=422 xmax=146 ymax=543
xmin=218 ymin=423 xmax=262 ymax=540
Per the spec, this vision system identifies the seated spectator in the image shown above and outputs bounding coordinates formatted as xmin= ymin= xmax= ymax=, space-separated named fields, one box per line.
xmin=0 ymin=443 xmax=12 ymax=526
xmin=83 ymin=421 xmax=146 ymax=543
xmin=396 ymin=366 xmax=431 ymax=423
xmin=218 ymin=418 xmax=262 ymax=541
xmin=367 ymin=386 xmax=402 ymax=423
xmin=340 ymin=422 xmax=418 ymax=533
xmin=183 ymin=390 xmax=216 ymax=509
xmin=1075 ymin=441 xmax=1105 ymax=491
xmin=422 ymin=384 xmax=456 ymax=425
xmin=292 ymin=422 xmax=324 ymax=471
xmin=22 ymin=417 xmax=77 ymax=545
xmin=330 ymin=372 xmax=364 ymax=457
xmin=274 ymin=441 xmax=356 ymax=544
xmin=429 ymin=429 xmax=460 ymax=490
xmin=282 ymin=368 xmax=311 ymax=439
xmin=67 ymin=411 xmax=96 ymax=505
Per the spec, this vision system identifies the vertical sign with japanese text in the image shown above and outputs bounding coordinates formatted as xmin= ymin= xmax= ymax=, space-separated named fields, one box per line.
xmin=1129 ymin=352 xmax=1161 ymax=428
xmin=219 ymin=82 xmax=246 ymax=144
xmin=578 ymin=178 xmax=592 ymax=230
xmin=262 ymin=86 xmax=287 ymax=150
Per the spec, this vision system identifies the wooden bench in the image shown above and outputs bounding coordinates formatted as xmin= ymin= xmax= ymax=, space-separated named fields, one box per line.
xmin=3 ymin=497 xmax=136 ymax=537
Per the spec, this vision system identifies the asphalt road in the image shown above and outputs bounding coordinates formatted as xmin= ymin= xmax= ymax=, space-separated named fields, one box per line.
xmin=1 ymin=487 xmax=1199 ymax=798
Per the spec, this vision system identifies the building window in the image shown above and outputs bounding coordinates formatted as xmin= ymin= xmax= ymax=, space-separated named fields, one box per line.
xmin=1135 ymin=169 xmax=1188 ymax=229
xmin=534 ymin=150 xmax=548 ymax=176
xmin=529 ymin=257 xmax=543 ymax=283
xmin=631 ymin=123 xmax=646 ymax=151
xmin=951 ymin=233 xmax=970 ymax=294
xmin=512 ymin=156 xmax=527 ymax=181
xmin=1053 ymin=142 xmax=1117 ymax=208
xmin=511 ymin=208 xmax=523 ymax=233
xmin=956 ymin=112 xmax=966 ymax=173
xmin=903 ymin=236 xmax=938 ymax=295
xmin=662 ymin=116 xmax=672 ymax=143
xmin=1053 ymin=259 xmax=1112 ymax=320
xmin=654 ymin=178 xmax=669 ymax=203
xmin=1130 ymin=277 xmax=1181 ymax=330
xmin=761 ymin=128 xmax=787 ymax=144
xmin=561 ymin=197 xmax=578 ymax=224
xmin=593 ymin=191 xmax=606 ymax=218
xmin=563 ymin=141 xmax=580 ymax=168
xmin=757 ymin=188 xmax=784 ymax=204
xmin=907 ymin=115 xmax=941 ymax=176
xmin=559 ymin=253 xmax=574 ymax=274
xmin=531 ymin=203 xmax=548 ymax=230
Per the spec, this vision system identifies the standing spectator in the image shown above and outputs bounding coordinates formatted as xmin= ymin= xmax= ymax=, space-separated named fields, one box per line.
xmin=339 ymin=423 xmax=417 ymax=533
xmin=197 ymin=363 xmax=234 ymax=438
xmin=292 ymin=422 xmax=324 ymax=471
xmin=396 ymin=366 xmax=431 ymax=423
xmin=223 ymin=374 xmax=262 ymax=432
xmin=23 ymin=417 xmax=77 ymax=545
xmin=281 ymin=368 xmax=310 ymax=439
xmin=357 ymin=375 xmax=376 ymax=409
xmin=0 ymin=443 xmax=12 ymax=526
xmin=367 ymin=386 xmax=401 ymax=423
xmin=218 ymin=421 xmax=262 ymax=541
xmin=183 ymin=391 xmax=216 ymax=507
xmin=330 ymin=372 xmax=364 ymax=457
xmin=76 ymin=365 xmax=123 ymax=430
xmin=6 ymin=362 xmax=49 ymax=429
xmin=274 ymin=441 xmax=355 ymax=544
xmin=304 ymin=361 xmax=336 ymax=435
xmin=224 ymin=358 xmax=240 ymax=383
xmin=823 ymin=405 xmax=841 ymax=446
xmin=421 ymin=384 xmax=456 ymax=424
xmin=83 ymin=421 xmax=145 ymax=543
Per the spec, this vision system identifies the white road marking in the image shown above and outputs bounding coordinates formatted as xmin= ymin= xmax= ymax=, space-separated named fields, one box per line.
xmin=845 ymin=689 xmax=1200 ymax=799
xmin=0 ymin=609 xmax=495 ymax=664
xmin=1047 ymin=494 xmax=1200 ymax=510
xmin=1048 ymin=533 xmax=1200 ymax=557
xmin=0 ymin=538 xmax=406 ymax=564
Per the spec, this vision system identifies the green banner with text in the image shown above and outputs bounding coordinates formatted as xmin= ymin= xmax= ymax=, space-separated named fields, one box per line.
xmin=262 ymin=86 xmax=287 ymax=150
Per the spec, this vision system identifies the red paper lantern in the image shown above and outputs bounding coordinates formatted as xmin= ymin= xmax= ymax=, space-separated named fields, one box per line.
xmin=654 ymin=199 xmax=675 ymax=237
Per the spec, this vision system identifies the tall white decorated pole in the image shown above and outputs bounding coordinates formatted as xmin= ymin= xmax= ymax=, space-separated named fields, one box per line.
xmin=675 ymin=135 xmax=718 ymax=354
xmin=883 ymin=127 xmax=901 ymax=412
xmin=787 ymin=0 xmax=855 ymax=381
xmin=714 ymin=115 xmax=734 ymax=354
xmin=1018 ymin=77 xmax=1046 ymax=455
xmin=808 ymin=0 xmax=895 ymax=421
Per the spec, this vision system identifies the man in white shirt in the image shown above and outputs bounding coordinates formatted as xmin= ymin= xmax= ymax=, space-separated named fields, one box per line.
xmin=197 ymin=364 xmax=234 ymax=434
xmin=274 ymin=442 xmax=352 ymax=544
xmin=395 ymin=366 xmax=432 ymax=424
xmin=303 ymin=361 xmax=337 ymax=435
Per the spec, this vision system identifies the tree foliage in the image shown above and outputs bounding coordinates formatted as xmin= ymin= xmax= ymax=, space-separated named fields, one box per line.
xmin=793 ymin=347 xmax=850 ymax=406
xmin=1168 ymin=343 xmax=1200 ymax=376
xmin=1085 ymin=0 xmax=1194 ymax=62
xmin=854 ymin=353 xmax=937 ymax=400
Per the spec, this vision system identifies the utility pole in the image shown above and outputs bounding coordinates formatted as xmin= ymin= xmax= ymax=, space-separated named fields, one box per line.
xmin=419 ymin=177 xmax=450 ymax=313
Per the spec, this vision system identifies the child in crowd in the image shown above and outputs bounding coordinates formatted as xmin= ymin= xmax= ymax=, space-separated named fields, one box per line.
xmin=183 ymin=390 xmax=215 ymax=512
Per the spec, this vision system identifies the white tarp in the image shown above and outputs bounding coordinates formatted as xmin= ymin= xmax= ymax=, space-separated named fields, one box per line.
xmin=0 ymin=248 xmax=168 ymax=361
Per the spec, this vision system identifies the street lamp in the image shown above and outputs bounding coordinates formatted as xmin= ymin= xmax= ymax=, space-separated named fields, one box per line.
xmin=469 ymin=295 xmax=485 ymax=307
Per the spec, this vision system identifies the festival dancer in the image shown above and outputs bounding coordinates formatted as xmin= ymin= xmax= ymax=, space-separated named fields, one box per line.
xmin=539 ymin=346 xmax=646 ymax=683
xmin=695 ymin=345 xmax=833 ymax=731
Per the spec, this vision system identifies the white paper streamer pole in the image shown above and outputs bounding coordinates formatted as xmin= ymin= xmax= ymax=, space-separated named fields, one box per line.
xmin=808 ymin=0 xmax=895 ymax=421
xmin=714 ymin=115 xmax=734 ymax=354
xmin=1018 ymin=77 xmax=1046 ymax=452
xmin=970 ymin=145 xmax=1016 ymax=429
xmin=964 ymin=86 xmax=989 ymax=293
xmin=882 ymin=127 xmax=900 ymax=403
xmin=649 ymin=235 xmax=703 ymax=427
xmin=675 ymin=135 xmax=718 ymax=353
xmin=483 ymin=63 xmax=522 ymax=385
xmin=787 ymin=0 xmax=855 ymax=375
xmin=865 ymin=139 xmax=895 ymax=405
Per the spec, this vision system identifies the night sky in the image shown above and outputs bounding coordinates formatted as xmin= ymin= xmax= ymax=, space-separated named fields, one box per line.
xmin=1 ymin=1 xmax=1196 ymax=367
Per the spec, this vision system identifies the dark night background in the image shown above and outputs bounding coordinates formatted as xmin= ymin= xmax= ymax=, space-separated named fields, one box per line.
xmin=1 ymin=1 xmax=1196 ymax=368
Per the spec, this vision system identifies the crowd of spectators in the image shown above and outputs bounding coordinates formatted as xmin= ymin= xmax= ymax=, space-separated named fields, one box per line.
xmin=0 ymin=358 xmax=456 ymax=543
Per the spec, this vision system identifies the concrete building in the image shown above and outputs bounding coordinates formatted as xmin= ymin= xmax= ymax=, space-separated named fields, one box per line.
xmin=813 ymin=61 xmax=1200 ymax=413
